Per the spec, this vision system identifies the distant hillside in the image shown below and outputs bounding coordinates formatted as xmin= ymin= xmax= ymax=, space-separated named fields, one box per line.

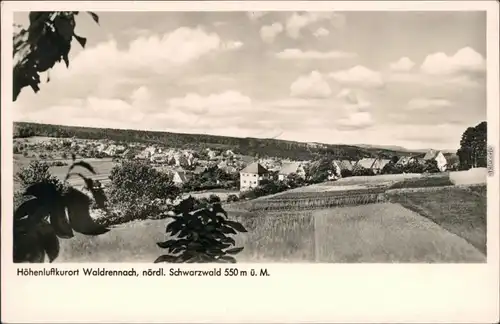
xmin=356 ymin=144 xmax=455 ymax=154
xmin=13 ymin=122 xmax=422 ymax=161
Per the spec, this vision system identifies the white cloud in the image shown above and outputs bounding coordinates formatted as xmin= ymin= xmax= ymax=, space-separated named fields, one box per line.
xmin=337 ymin=89 xmax=372 ymax=112
xmin=290 ymin=71 xmax=332 ymax=98
xmin=130 ymin=86 xmax=151 ymax=103
xmin=52 ymin=27 xmax=238 ymax=79
xmin=313 ymin=27 xmax=330 ymax=38
xmin=224 ymin=40 xmax=244 ymax=50
xmin=285 ymin=12 xmax=345 ymax=39
xmin=420 ymin=47 xmax=486 ymax=75
xmin=389 ymin=57 xmax=415 ymax=72
xmin=178 ymin=74 xmax=235 ymax=86
xmin=329 ymin=65 xmax=384 ymax=88
xmin=275 ymin=48 xmax=357 ymax=60
xmin=337 ymin=111 xmax=374 ymax=130
xmin=167 ymin=91 xmax=253 ymax=116
xmin=406 ymin=98 xmax=452 ymax=110
xmin=260 ymin=23 xmax=284 ymax=44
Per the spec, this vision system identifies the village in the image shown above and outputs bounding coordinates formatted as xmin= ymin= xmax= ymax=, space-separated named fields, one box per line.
xmin=13 ymin=136 xmax=459 ymax=195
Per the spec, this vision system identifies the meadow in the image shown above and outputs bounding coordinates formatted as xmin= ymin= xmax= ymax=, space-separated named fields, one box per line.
xmin=13 ymin=155 xmax=116 ymax=191
xmin=56 ymin=199 xmax=486 ymax=263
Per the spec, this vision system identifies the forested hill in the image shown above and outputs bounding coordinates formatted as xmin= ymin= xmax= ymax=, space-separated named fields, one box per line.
xmin=13 ymin=122 xmax=419 ymax=161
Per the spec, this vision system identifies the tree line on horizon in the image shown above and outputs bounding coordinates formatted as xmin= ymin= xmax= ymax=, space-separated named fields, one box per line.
xmin=13 ymin=121 xmax=420 ymax=162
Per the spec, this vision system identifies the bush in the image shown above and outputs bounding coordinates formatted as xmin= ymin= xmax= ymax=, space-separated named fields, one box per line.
xmin=15 ymin=160 xmax=63 ymax=191
xmin=340 ymin=169 xmax=353 ymax=178
xmin=239 ymin=179 xmax=289 ymax=200
xmin=352 ymin=167 xmax=375 ymax=176
xmin=107 ymin=161 xmax=180 ymax=223
xmin=226 ymin=194 xmax=239 ymax=203
xmin=381 ymin=163 xmax=403 ymax=175
xmin=402 ymin=162 xmax=425 ymax=174
xmin=208 ymin=194 xmax=221 ymax=203
xmin=423 ymin=160 xmax=440 ymax=173
xmin=154 ymin=197 xmax=247 ymax=263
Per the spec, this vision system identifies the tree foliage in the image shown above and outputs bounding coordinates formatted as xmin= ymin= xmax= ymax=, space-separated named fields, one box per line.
xmin=457 ymin=121 xmax=487 ymax=170
xmin=155 ymin=197 xmax=247 ymax=263
xmin=107 ymin=161 xmax=180 ymax=222
xmin=13 ymin=11 xmax=99 ymax=101
xmin=13 ymin=158 xmax=109 ymax=263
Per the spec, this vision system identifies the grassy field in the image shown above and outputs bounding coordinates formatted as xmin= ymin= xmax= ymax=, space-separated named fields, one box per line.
xmin=387 ymin=186 xmax=487 ymax=254
xmin=55 ymin=199 xmax=485 ymax=263
xmin=13 ymin=155 xmax=116 ymax=191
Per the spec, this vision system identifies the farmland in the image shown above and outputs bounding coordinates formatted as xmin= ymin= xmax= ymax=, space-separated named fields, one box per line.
xmin=13 ymin=155 xmax=116 ymax=191
xmin=55 ymin=201 xmax=486 ymax=263
xmin=387 ymin=185 xmax=487 ymax=254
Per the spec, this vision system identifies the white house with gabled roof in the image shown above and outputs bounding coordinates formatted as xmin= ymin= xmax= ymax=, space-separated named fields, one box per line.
xmin=239 ymin=162 xmax=268 ymax=191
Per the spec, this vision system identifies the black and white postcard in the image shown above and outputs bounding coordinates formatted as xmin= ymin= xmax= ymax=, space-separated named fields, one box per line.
xmin=2 ymin=1 xmax=499 ymax=323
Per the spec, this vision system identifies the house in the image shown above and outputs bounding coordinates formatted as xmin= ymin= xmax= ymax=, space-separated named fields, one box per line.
xmin=172 ymin=170 xmax=192 ymax=185
xmin=423 ymin=149 xmax=448 ymax=172
xmin=354 ymin=158 xmax=390 ymax=174
xmin=338 ymin=160 xmax=354 ymax=172
xmin=103 ymin=145 xmax=117 ymax=156
xmin=239 ymin=162 xmax=269 ymax=191
xmin=372 ymin=159 xmax=391 ymax=174
xmin=151 ymin=153 xmax=169 ymax=163
xmin=355 ymin=158 xmax=377 ymax=170
xmin=278 ymin=162 xmax=306 ymax=181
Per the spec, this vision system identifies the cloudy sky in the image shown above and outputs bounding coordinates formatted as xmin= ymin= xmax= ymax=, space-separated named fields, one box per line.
xmin=13 ymin=11 xmax=486 ymax=150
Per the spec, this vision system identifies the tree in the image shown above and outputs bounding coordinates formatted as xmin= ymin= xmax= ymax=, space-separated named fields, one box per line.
xmin=107 ymin=161 xmax=180 ymax=222
xmin=13 ymin=11 xmax=99 ymax=101
xmin=457 ymin=122 xmax=487 ymax=170
xmin=305 ymin=158 xmax=333 ymax=183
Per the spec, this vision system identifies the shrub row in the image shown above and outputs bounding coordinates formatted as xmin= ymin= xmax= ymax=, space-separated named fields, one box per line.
xmin=248 ymin=193 xmax=386 ymax=211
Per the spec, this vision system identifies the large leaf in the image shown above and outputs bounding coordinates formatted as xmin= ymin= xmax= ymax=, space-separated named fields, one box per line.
xmin=212 ymin=203 xmax=228 ymax=218
xmin=24 ymin=182 xmax=59 ymax=201
xmin=225 ymin=220 xmax=248 ymax=233
xmin=68 ymin=161 xmax=96 ymax=175
xmin=14 ymin=197 xmax=41 ymax=220
xmin=65 ymin=188 xmax=109 ymax=235
xmin=220 ymin=226 xmax=237 ymax=235
xmin=87 ymin=12 xmax=100 ymax=24
xmin=13 ymin=229 xmax=45 ymax=263
xmin=154 ymin=255 xmax=178 ymax=263
xmin=49 ymin=203 xmax=74 ymax=239
xmin=53 ymin=16 xmax=75 ymax=41
xmin=73 ymin=34 xmax=87 ymax=48
xmin=219 ymin=255 xmax=237 ymax=263
xmin=225 ymin=247 xmax=244 ymax=255
xmin=37 ymin=221 xmax=60 ymax=262
xmin=157 ymin=239 xmax=176 ymax=249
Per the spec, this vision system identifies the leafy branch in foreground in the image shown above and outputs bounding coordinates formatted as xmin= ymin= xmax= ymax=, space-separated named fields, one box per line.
xmin=155 ymin=197 xmax=247 ymax=263
xmin=13 ymin=11 xmax=99 ymax=101
xmin=13 ymin=158 xmax=109 ymax=263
